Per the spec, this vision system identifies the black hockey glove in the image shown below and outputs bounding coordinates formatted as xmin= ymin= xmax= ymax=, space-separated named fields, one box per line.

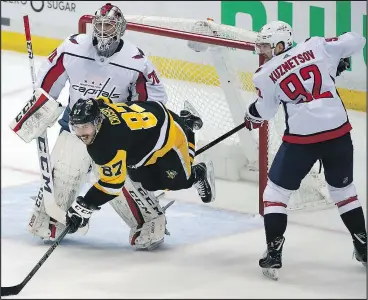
xmin=336 ymin=57 xmax=350 ymax=76
xmin=66 ymin=196 xmax=100 ymax=234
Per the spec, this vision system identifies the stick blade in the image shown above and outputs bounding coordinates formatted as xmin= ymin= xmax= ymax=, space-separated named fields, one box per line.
xmin=1 ymin=285 xmax=22 ymax=296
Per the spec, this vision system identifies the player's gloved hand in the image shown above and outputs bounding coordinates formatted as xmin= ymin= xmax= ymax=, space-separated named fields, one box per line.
xmin=244 ymin=112 xmax=264 ymax=131
xmin=336 ymin=57 xmax=350 ymax=76
xmin=66 ymin=196 xmax=100 ymax=234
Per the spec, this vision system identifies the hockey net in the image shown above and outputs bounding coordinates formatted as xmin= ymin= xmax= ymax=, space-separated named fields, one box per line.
xmin=79 ymin=15 xmax=332 ymax=215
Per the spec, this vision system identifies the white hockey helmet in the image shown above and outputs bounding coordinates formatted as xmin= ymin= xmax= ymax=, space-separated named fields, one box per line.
xmin=255 ymin=21 xmax=293 ymax=58
xmin=92 ymin=3 xmax=127 ymax=57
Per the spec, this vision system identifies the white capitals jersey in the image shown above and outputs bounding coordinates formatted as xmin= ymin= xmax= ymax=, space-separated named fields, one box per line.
xmin=35 ymin=33 xmax=168 ymax=109
xmin=252 ymin=32 xmax=366 ymax=144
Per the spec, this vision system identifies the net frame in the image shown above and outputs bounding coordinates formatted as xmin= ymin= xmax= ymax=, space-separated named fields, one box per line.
xmin=78 ymin=14 xmax=330 ymax=216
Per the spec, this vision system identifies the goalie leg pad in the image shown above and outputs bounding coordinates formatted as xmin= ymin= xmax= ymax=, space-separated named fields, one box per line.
xmin=124 ymin=179 xmax=167 ymax=250
xmin=129 ymin=214 xmax=166 ymax=250
xmin=51 ymin=130 xmax=92 ymax=211
xmin=28 ymin=130 xmax=92 ymax=240
xmin=108 ymin=176 xmax=168 ymax=250
xmin=109 ymin=193 xmax=140 ymax=228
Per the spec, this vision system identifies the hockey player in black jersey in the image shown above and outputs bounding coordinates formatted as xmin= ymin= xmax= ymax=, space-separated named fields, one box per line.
xmin=65 ymin=97 xmax=215 ymax=249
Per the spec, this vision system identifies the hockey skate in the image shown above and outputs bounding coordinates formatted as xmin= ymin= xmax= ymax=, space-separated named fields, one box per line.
xmin=259 ymin=236 xmax=285 ymax=280
xmin=180 ymin=100 xmax=203 ymax=131
xmin=353 ymin=232 xmax=367 ymax=266
xmin=192 ymin=161 xmax=216 ymax=203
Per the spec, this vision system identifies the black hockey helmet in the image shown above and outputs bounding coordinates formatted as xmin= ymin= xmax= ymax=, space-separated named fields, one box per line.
xmin=69 ymin=98 xmax=103 ymax=145
xmin=69 ymin=98 xmax=101 ymax=125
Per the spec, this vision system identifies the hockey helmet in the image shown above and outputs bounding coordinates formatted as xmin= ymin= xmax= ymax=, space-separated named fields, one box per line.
xmin=92 ymin=3 xmax=127 ymax=57
xmin=255 ymin=21 xmax=293 ymax=58
xmin=69 ymin=98 xmax=103 ymax=145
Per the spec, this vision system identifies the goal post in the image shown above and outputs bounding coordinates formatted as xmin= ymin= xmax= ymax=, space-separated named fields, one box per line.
xmin=78 ymin=15 xmax=332 ymax=216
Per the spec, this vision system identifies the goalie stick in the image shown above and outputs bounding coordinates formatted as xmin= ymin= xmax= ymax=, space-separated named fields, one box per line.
xmin=23 ymin=15 xmax=66 ymax=225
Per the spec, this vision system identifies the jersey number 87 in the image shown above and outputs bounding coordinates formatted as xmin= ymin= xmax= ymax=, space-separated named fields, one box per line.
xmin=114 ymin=103 xmax=158 ymax=130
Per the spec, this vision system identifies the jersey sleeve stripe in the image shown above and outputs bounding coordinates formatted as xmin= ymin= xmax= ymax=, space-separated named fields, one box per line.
xmin=136 ymin=72 xmax=148 ymax=101
xmin=172 ymin=122 xmax=192 ymax=179
xmin=94 ymin=182 xmax=121 ymax=196
xmin=98 ymin=179 xmax=125 ymax=190
xmin=131 ymin=102 xmax=170 ymax=168
xmin=40 ymin=53 xmax=66 ymax=94
xmin=84 ymin=186 xmax=117 ymax=207
xmin=144 ymin=112 xmax=175 ymax=166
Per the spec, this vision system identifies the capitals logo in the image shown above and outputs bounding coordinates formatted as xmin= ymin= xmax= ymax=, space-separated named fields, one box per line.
xmin=71 ymin=78 xmax=121 ymax=99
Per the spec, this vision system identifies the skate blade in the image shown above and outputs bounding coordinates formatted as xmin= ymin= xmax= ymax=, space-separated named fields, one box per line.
xmin=206 ymin=161 xmax=216 ymax=202
xmin=262 ymin=268 xmax=279 ymax=280
xmin=162 ymin=200 xmax=175 ymax=212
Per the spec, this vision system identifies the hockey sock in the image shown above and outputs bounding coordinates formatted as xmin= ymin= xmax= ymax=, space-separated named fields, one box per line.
xmin=340 ymin=207 xmax=366 ymax=238
xmin=264 ymin=213 xmax=287 ymax=244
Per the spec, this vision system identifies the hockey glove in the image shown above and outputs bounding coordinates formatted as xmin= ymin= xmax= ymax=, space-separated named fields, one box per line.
xmin=336 ymin=57 xmax=350 ymax=76
xmin=244 ymin=103 xmax=264 ymax=131
xmin=66 ymin=196 xmax=100 ymax=234
xmin=244 ymin=114 xmax=264 ymax=130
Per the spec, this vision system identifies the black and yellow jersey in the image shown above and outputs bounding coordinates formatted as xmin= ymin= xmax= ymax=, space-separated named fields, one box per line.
xmin=84 ymin=99 xmax=180 ymax=207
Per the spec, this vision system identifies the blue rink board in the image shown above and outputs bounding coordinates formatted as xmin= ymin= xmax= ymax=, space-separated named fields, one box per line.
xmin=1 ymin=181 xmax=262 ymax=249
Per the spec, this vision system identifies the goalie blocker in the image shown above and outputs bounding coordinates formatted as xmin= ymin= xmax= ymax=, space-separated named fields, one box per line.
xmin=9 ymin=88 xmax=64 ymax=143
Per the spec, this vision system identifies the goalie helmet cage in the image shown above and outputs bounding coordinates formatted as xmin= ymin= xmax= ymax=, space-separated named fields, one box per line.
xmin=78 ymin=15 xmax=332 ymax=216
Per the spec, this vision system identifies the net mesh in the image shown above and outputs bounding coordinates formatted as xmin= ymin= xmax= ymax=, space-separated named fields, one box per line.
xmin=79 ymin=15 xmax=333 ymax=212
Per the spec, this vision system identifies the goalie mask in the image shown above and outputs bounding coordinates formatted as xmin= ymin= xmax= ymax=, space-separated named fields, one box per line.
xmin=255 ymin=21 xmax=293 ymax=59
xmin=69 ymin=98 xmax=103 ymax=145
xmin=92 ymin=3 xmax=127 ymax=58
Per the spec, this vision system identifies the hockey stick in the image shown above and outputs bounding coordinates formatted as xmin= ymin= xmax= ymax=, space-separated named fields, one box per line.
xmin=195 ymin=122 xmax=247 ymax=156
xmin=1 ymin=225 xmax=71 ymax=297
xmin=23 ymin=15 xmax=66 ymax=224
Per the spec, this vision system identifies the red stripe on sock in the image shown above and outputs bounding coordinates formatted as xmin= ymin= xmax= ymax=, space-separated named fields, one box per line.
xmin=264 ymin=201 xmax=287 ymax=208
xmin=336 ymin=195 xmax=358 ymax=208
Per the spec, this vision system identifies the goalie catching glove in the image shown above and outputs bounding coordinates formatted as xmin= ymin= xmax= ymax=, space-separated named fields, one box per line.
xmin=66 ymin=196 xmax=101 ymax=234
xmin=9 ymin=88 xmax=64 ymax=143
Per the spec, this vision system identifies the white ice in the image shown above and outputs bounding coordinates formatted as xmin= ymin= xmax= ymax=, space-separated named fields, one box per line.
xmin=1 ymin=50 xmax=366 ymax=299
